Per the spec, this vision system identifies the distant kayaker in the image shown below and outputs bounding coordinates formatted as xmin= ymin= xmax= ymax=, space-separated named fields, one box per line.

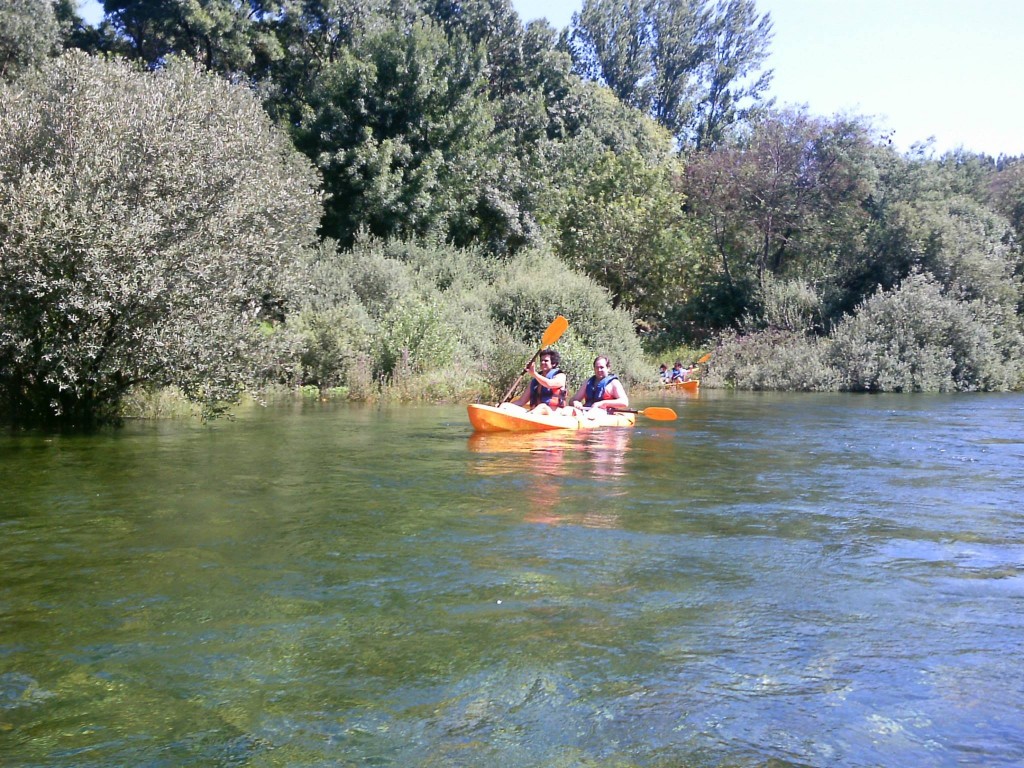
xmin=569 ymin=355 xmax=629 ymax=413
xmin=659 ymin=363 xmax=671 ymax=383
xmin=670 ymin=361 xmax=685 ymax=381
xmin=510 ymin=348 xmax=567 ymax=415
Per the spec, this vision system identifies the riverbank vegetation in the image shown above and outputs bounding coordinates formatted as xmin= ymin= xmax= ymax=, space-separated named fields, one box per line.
xmin=2 ymin=0 xmax=1022 ymax=425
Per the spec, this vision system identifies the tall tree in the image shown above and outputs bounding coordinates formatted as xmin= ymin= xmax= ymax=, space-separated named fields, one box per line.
xmin=983 ymin=155 xmax=1024 ymax=250
xmin=291 ymin=17 xmax=499 ymax=246
xmin=99 ymin=0 xmax=282 ymax=77
xmin=646 ymin=0 xmax=707 ymax=139
xmin=558 ymin=147 xmax=693 ymax=321
xmin=685 ymin=109 xmax=876 ymax=327
xmin=570 ymin=0 xmax=773 ymax=149
xmin=571 ymin=0 xmax=651 ymax=110
xmin=692 ymin=0 xmax=774 ymax=150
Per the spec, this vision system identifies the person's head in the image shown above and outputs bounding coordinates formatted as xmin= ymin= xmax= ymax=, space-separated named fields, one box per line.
xmin=660 ymin=363 xmax=668 ymax=371
xmin=673 ymin=361 xmax=682 ymax=369
xmin=539 ymin=348 xmax=560 ymax=370
xmin=593 ymin=356 xmax=611 ymax=378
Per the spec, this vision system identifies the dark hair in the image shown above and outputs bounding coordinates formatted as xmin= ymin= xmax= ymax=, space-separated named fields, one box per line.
xmin=594 ymin=355 xmax=610 ymax=368
xmin=540 ymin=348 xmax=561 ymax=367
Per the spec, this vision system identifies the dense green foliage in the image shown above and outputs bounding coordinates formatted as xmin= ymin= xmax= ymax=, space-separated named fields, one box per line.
xmin=2 ymin=0 xmax=1023 ymax=424
xmin=571 ymin=0 xmax=773 ymax=149
xmin=0 ymin=0 xmax=60 ymax=81
xmin=0 ymin=52 xmax=321 ymax=423
xmin=294 ymin=236 xmax=645 ymax=402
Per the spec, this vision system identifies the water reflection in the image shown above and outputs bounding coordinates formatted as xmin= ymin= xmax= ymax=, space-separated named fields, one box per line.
xmin=466 ymin=428 xmax=634 ymax=527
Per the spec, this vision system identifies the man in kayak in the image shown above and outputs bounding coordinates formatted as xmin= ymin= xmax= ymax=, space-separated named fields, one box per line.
xmin=568 ymin=355 xmax=629 ymax=413
xmin=509 ymin=348 xmax=567 ymax=416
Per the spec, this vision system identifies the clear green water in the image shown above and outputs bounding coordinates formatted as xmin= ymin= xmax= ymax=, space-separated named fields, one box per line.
xmin=2 ymin=392 xmax=1023 ymax=767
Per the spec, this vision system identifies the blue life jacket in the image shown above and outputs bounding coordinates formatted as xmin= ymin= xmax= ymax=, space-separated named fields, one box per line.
xmin=529 ymin=367 xmax=564 ymax=408
xmin=585 ymin=374 xmax=618 ymax=406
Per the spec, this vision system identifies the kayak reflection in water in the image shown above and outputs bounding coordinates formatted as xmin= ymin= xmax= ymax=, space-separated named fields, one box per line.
xmin=507 ymin=347 xmax=567 ymax=416
xmin=565 ymin=355 xmax=629 ymax=417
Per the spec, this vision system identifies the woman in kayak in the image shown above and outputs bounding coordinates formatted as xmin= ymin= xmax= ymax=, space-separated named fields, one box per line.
xmin=568 ymin=355 xmax=629 ymax=413
xmin=509 ymin=348 xmax=567 ymax=416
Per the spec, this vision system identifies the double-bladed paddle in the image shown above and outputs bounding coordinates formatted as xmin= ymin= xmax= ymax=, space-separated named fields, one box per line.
xmin=499 ymin=315 xmax=569 ymax=404
xmin=606 ymin=406 xmax=677 ymax=421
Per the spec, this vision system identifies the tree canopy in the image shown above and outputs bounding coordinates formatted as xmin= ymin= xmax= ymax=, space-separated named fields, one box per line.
xmin=571 ymin=0 xmax=773 ymax=149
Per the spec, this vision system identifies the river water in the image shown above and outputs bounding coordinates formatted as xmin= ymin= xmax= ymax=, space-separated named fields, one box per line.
xmin=2 ymin=391 xmax=1023 ymax=767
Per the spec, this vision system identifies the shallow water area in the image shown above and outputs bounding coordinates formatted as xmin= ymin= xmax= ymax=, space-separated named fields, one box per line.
xmin=2 ymin=392 xmax=1023 ymax=767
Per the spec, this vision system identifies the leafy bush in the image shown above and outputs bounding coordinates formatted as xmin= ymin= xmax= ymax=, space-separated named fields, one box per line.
xmin=376 ymin=296 xmax=457 ymax=380
xmin=0 ymin=53 xmax=321 ymax=424
xmin=488 ymin=250 xmax=646 ymax=385
xmin=0 ymin=0 xmax=59 ymax=82
xmin=747 ymin=274 xmax=825 ymax=333
xmin=293 ymin=242 xmax=375 ymax=390
xmin=703 ymin=330 xmax=839 ymax=391
xmin=291 ymin=236 xmax=648 ymax=402
xmin=296 ymin=305 xmax=374 ymax=389
xmin=828 ymin=272 xmax=1024 ymax=392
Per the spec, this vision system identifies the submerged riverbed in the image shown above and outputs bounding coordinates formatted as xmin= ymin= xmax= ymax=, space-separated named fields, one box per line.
xmin=2 ymin=391 xmax=1023 ymax=767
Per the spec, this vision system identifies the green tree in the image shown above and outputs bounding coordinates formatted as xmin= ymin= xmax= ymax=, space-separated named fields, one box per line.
xmin=844 ymin=145 xmax=1023 ymax=319
xmin=571 ymin=0 xmax=651 ymax=110
xmin=0 ymin=0 xmax=60 ymax=81
xmin=986 ymin=155 xmax=1024 ymax=250
xmin=98 ymin=0 xmax=282 ymax=77
xmin=0 ymin=52 xmax=321 ymax=424
xmin=557 ymin=148 xmax=692 ymax=322
xmin=646 ymin=0 xmax=706 ymax=140
xmin=260 ymin=0 xmax=390 ymax=126
xmin=570 ymin=0 xmax=773 ymax=148
xmin=291 ymin=16 xmax=524 ymax=249
xmin=684 ymin=109 xmax=876 ymax=329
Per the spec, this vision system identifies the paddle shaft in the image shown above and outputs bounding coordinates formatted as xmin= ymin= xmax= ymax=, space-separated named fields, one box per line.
xmin=606 ymin=406 xmax=677 ymax=421
xmin=499 ymin=349 xmax=542 ymax=404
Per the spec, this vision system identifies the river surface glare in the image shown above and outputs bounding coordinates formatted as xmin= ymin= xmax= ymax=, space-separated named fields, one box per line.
xmin=2 ymin=391 xmax=1023 ymax=767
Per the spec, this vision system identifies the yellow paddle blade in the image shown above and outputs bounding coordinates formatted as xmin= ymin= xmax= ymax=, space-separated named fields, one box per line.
xmin=638 ymin=406 xmax=677 ymax=421
xmin=696 ymin=352 xmax=712 ymax=365
xmin=541 ymin=315 xmax=569 ymax=347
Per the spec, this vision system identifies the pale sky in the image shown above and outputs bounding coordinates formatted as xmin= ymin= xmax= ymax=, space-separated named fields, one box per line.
xmin=77 ymin=0 xmax=1023 ymax=157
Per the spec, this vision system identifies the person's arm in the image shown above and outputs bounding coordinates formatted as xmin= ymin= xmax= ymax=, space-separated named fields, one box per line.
xmin=533 ymin=370 xmax=565 ymax=392
xmin=569 ymin=384 xmax=587 ymax=409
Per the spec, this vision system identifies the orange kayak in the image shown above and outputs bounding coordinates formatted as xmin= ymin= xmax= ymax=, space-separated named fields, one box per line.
xmin=667 ymin=379 xmax=699 ymax=392
xmin=467 ymin=403 xmax=636 ymax=433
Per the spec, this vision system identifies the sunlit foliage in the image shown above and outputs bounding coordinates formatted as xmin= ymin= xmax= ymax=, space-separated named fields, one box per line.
xmin=0 ymin=52 xmax=321 ymax=423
